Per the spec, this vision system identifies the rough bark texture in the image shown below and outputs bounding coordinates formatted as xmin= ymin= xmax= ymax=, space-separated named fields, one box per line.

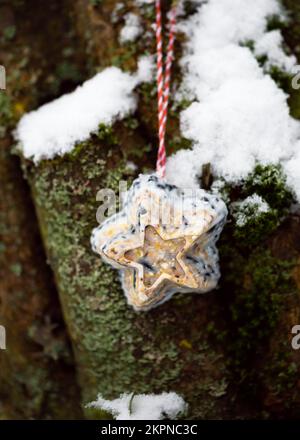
xmin=1 ymin=0 xmax=300 ymax=419
xmin=0 ymin=0 xmax=84 ymax=419
xmin=0 ymin=135 xmax=82 ymax=419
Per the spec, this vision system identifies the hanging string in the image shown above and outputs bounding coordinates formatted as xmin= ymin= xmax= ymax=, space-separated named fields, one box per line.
xmin=155 ymin=0 xmax=178 ymax=179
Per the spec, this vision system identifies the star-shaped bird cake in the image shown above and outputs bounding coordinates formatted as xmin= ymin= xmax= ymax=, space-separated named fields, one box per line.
xmin=91 ymin=174 xmax=227 ymax=311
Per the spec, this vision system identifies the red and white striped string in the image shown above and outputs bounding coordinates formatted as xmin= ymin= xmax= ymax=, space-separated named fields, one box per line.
xmin=155 ymin=0 xmax=177 ymax=179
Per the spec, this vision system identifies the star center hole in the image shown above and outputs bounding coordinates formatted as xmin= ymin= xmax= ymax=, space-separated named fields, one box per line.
xmin=125 ymin=225 xmax=186 ymax=287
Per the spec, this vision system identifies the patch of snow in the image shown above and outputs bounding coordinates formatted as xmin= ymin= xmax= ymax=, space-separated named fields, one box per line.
xmin=87 ymin=392 xmax=187 ymax=420
xmin=232 ymin=194 xmax=270 ymax=227
xmin=120 ymin=13 xmax=142 ymax=44
xmin=211 ymin=178 xmax=230 ymax=203
xmin=16 ymin=61 xmax=153 ymax=163
xmin=284 ymin=146 xmax=300 ymax=199
xmin=254 ymin=30 xmax=297 ymax=71
xmin=135 ymin=0 xmax=154 ymax=5
xmin=126 ymin=161 xmax=138 ymax=171
xmin=166 ymin=0 xmax=300 ymax=200
xmin=137 ymin=55 xmax=155 ymax=83
xmin=111 ymin=3 xmax=124 ymax=24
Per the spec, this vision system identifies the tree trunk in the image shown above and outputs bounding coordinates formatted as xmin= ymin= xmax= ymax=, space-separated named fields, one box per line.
xmin=2 ymin=0 xmax=300 ymax=419
xmin=0 ymin=0 xmax=84 ymax=419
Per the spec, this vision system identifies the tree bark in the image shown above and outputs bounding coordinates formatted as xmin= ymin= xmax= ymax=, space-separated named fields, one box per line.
xmin=2 ymin=0 xmax=300 ymax=419
xmin=0 ymin=0 xmax=84 ymax=419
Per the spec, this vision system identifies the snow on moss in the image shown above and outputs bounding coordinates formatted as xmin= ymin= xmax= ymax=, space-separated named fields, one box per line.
xmin=166 ymin=0 xmax=300 ymax=200
xmin=254 ymin=30 xmax=297 ymax=72
xmin=16 ymin=62 xmax=152 ymax=163
xmin=135 ymin=0 xmax=154 ymax=5
xmin=232 ymin=194 xmax=270 ymax=227
xmin=87 ymin=392 xmax=187 ymax=420
xmin=137 ymin=55 xmax=155 ymax=83
xmin=120 ymin=13 xmax=142 ymax=44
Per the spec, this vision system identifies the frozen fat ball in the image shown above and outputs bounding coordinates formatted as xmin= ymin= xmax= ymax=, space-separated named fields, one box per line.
xmin=91 ymin=174 xmax=227 ymax=311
